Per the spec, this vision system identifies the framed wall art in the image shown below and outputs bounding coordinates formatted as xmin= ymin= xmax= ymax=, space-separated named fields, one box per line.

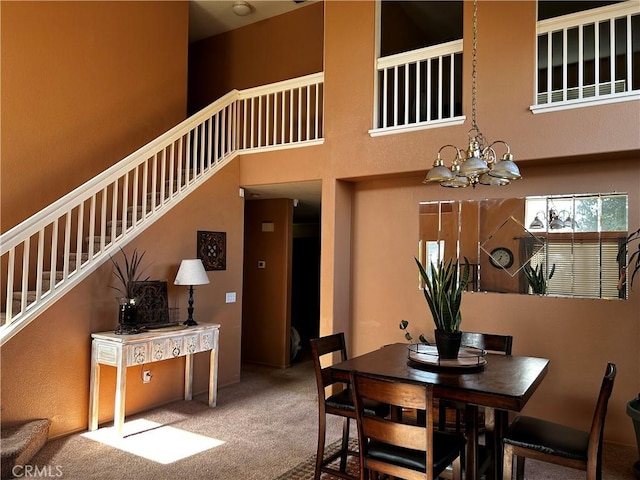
xmin=197 ymin=231 xmax=226 ymax=271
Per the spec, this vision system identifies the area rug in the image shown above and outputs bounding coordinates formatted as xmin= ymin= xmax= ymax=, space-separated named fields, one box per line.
xmin=275 ymin=439 xmax=360 ymax=480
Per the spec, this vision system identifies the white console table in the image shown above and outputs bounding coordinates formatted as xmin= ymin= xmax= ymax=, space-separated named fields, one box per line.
xmin=88 ymin=322 xmax=220 ymax=436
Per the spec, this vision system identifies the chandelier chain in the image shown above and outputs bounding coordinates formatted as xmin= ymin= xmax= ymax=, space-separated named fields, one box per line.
xmin=424 ymin=0 xmax=521 ymax=187
xmin=471 ymin=0 xmax=478 ymax=132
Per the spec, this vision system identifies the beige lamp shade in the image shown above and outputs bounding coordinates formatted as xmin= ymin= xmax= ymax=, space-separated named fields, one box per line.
xmin=174 ymin=259 xmax=210 ymax=286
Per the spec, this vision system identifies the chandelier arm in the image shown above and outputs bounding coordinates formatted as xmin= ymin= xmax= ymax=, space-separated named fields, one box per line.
xmin=487 ymin=140 xmax=511 ymax=154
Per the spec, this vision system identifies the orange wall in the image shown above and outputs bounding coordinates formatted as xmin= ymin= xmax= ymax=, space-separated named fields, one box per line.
xmin=348 ymin=159 xmax=639 ymax=447
xmin=2 ymin=0 xmax=640 ymax=448
xmin=242 ymin=199 xmax=293 ymax=368
xmin=0 ymin=1 xmax=244 ymax=439
xmin=0 ymin=161 xmax=245 ymax=437
xmin=188 ymin=1 xmax=324 ymax=112
xmin=323 ymin=1 xmax=639 ymax=181
xmin=1 ymin=1 xmax=189 ymax=232
xmin=317 ymin=0 xmax=640 ymax=447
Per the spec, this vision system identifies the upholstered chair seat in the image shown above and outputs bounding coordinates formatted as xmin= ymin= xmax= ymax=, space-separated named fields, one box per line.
xmin=504 ymin=416 xmax=589 ymax=461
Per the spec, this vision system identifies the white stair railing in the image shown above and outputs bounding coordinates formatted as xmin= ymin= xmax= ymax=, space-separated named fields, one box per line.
xmin=0 ymin=72 xmax=324 ymax=345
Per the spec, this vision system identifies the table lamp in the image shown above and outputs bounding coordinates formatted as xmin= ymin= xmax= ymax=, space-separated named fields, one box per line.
xmin=174 ymin=259 xmax=210 ymax=326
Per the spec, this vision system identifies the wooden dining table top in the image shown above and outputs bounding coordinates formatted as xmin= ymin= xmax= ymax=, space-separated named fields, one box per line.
xmin=331 ymin=342 xmax=550 ymax=413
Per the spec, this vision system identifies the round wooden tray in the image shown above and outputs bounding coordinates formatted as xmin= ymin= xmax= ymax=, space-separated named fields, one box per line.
xmin=407 ymin=344 xmax=487 ymax=372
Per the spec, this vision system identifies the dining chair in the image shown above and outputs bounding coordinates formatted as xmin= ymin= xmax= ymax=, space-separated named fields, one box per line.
xmin=310 ymin=333 xmax=389 ymax=480
xmin=437 ymin=332 xmax=513 ymax=479
xmin=351 ymin=371 xmax=466 ymax=480
xmin=438 ymin=331 xmax=514 ymax=432
xmin=502 ymin=362 xmax=616 ymax=480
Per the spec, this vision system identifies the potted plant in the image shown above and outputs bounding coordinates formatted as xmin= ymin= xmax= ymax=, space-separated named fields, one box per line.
xmin=109 ymin=247 xmax=149 ymax=334
xmin=523 ymin=262 xmax=555 ymax=295
xmin=413 ymin=257 xmax=470 ymax=359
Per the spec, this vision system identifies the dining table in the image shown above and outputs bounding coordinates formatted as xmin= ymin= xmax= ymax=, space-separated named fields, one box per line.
xmin=331 ymin=342 xmax=550 ymax=480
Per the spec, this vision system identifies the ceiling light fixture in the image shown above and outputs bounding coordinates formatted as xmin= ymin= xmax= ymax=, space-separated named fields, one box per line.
xmin=232 ymin=0 xmax=252 ymax=16
xmin=529 ymin=209 xmax=578 ymax=230
xmin=424 ymin=0 xmax=522 ymax=188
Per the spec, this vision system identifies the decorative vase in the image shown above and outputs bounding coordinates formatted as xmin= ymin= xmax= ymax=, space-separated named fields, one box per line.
xmin=434 ymin=330 xmax=462 ymax=359
xmin=115 ymin=298 xmax=139 ymax=335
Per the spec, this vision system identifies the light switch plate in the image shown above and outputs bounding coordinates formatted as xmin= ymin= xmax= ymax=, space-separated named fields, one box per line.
xmin=225 ymin=292 xmax=236 ymax=303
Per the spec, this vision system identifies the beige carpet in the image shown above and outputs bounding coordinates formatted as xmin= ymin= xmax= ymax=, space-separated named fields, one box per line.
xmin=23 ymin=357 xmax=638 ymax=480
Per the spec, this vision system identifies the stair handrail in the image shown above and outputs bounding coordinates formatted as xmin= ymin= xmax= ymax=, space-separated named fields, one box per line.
xmin=1 ymin=72 xmax=324 ymax=345
xmin=1 ymin=90 xmax=239 ymax=256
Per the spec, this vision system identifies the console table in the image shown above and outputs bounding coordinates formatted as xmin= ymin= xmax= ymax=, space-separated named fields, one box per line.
xmin=88 ymin=322 xmax=220 ymax=436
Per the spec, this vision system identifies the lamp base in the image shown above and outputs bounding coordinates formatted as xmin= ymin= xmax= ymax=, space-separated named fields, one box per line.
xmin=183 ymin=319 xmax=198 ymax=326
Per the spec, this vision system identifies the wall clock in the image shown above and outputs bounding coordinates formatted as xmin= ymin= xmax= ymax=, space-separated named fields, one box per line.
xmin=489 ymin=247 xmax=514 ymax=269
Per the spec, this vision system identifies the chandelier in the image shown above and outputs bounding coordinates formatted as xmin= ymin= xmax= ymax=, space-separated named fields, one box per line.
xmin=424 ymin=0 xmax=522 ymax=188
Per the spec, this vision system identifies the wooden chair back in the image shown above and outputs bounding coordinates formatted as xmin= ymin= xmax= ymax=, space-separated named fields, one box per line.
xmin=310 ymin=332 xmax=348 ymax=400
xmin=309 ymin=333 xmax=358 ymax=480
xmin=587 ymin=362 xmax=616 ymax=478
xmin=461 ymin=331 xmax=513 ymax=355
xmin=351 ymin=372 xmax=444 ymax=480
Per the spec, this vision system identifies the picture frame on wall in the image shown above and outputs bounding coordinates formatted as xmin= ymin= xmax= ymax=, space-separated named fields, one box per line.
xmin=197 ymin=231 xmax=226 ymax=271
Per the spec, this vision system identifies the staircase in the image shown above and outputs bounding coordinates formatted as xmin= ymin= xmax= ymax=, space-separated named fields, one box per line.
xmin=0 ymin=72 xmax=324 ymax=346
xmin=1 ymin=419 xmax=51 ymax=479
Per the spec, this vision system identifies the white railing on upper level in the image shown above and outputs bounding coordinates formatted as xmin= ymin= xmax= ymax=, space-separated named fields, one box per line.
xmin=371 ymin=40 xmax=465 ymax=136
xmin=0 ymin=72 xmax=324 ymax=345
xmin=533 ymin=1 xmax=640 ymax=113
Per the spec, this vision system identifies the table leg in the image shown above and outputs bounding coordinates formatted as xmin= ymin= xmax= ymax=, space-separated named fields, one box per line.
xmin=113 ymin=348 xmax=127 ymax=436
xmin=492 ymin=409 xmax=508 ymax=480
xmin=209 ymin=329 xmax=219 ymax=407
xmin=465 ymin=404 xmax=479 ymax=480
xmin=185 ymin=353 xmax=194 ymax=401
xmin=88 ymin=344 xmax=100 ymax=431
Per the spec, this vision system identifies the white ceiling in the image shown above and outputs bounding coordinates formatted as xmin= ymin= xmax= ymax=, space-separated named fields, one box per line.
xmin=189 ymin=0 xmax=313 ymax=43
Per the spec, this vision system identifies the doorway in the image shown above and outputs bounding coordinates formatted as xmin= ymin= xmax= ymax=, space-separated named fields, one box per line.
xmin=241 ymin=181 xmax=321 ymax=367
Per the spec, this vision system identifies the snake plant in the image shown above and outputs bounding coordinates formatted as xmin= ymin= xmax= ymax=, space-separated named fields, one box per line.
xmin=523 ymin=262 xmax=555 ymax=295
xmin=414 ymin=257 xmax=470 ymax=333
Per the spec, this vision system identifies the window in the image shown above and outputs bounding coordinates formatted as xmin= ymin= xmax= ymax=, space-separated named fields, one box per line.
xmin=525 ymin=193 xmax=628 ymax=299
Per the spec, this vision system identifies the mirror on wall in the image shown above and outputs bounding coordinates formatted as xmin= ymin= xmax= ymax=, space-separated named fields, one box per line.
xmin=418 ymin=193 xmax=629 ymax=299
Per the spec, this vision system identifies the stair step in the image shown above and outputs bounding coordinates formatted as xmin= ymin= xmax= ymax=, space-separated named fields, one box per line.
xmin=67 ymin=253 xmax=89 ymax=270
xmin=12 ymin=291 xmax=36 ymax=302
xmin=42 ymin=271 xmax=64 ymax=283
xmin=1 ymin=419 xmax=51 ymax=479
